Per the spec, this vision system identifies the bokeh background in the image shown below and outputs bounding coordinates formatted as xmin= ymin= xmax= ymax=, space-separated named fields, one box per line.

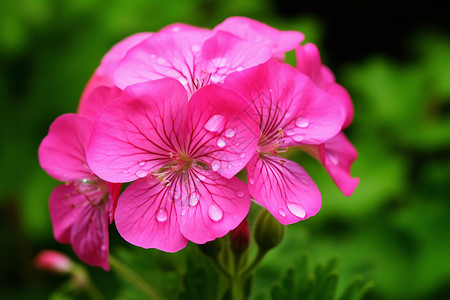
xmin=1 ymin=0 xmax=449 ymax=299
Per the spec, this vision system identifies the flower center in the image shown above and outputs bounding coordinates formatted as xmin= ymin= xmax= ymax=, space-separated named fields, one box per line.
xmin=74 ymin=177 xmax=109 ymax=208
xmin=257 ymin=128 xmax=288 ymax=157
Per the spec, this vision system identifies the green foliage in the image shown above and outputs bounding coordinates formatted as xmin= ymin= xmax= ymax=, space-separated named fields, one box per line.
xmin=271 ymin=257 xmax=372 ymax=300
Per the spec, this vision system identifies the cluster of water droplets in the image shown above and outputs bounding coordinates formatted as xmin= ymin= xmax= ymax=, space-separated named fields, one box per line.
xmin=285 ymin=116 xmax=311 ymax=143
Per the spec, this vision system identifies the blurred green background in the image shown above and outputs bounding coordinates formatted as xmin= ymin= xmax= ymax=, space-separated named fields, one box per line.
xmin=1 ymin=0 xmax=449 ymax=299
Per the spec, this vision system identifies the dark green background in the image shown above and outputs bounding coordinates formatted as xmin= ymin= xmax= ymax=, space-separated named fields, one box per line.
xmin=1 ymin=0 xmax=449 ymax=299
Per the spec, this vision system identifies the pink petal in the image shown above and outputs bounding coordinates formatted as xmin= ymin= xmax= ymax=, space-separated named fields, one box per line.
xmin=175 ymin=168 xmax=251 ymax=244
xmin=87 ymin=79 xmax=188 ymax=183
xmin=160 ymin=23 xmax=210 ymax=34
xmin=107 ymin=182 xmax=122 ymax=224
xmin=246 ymin=154 xmax=321 ymax=225
xmin=214 ymin=16 xmax=304 ymax=59
xmin=201 ymin=30 xmax=273 ymax=83
xmin=78 ymin=86 xmax=122 ymax=120
xmin=39 ymin=114 xmax=93 ymax=182
xmin=296 ymin=43 xmax=354 ymax=128
xmin=186 ymin=84 xmax=260 ymax=179
xmin=222 ymin=58 xmax=344 ymax=146
xmin=114 ymin=177 xmax=188 ymax=252
xmin=304 ymin=133 xmax=359 ymax=196
xmin=79 ymin=32 xmax=152 ymax=109
xmin=113 ymin=30 xmax=211 ymax=92
xmin=70 ymin=202 xmax=110 ymax=270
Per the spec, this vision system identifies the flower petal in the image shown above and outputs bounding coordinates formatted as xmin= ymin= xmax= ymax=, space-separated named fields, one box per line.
xmin=201 ymin=30 xmax=272 ymax=83
xmin=113 ymin=30 xmax=211 ymax=93
xmin=296 ymin=43 xmax=354 ymax=128
xmin=87 ymin=78 xmax=188 ymax=183
xmin=175 ymin=169 xmax=251 ymax=244
xmin=186 ymin=85 xmax=260 ymax=179
xmin=114 ymin=177 xmax=188 ymax=252
xmin=39 ymin=114 xmax=93 ymax=182
xmin=304 ymin=133 xmax=359 ymax=196
xmin=246 ymin=154 xmax=321 ymax=225
xmin=223 ymin=58 xmax=344 ymax=145
xmin=78 ymin=85 xmax=122 ymax=120
xmin=214 ymin=16 xmax=304 ymax=59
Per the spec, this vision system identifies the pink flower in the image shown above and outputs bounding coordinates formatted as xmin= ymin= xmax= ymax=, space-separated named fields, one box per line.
xmin=222 ymin=59 xmax=345 ymax=224
xmin=112 ymin=26 xmax=274 ymax=97
xmin=296 ymin=44 xmax=359 ymax=196
xmin=38 ymin=113 xmax=121 ymax=270
xmin=35 ymin=250 xmax=73 ymax=274
xmin=86 ymin=78 xmax=259 ymax=252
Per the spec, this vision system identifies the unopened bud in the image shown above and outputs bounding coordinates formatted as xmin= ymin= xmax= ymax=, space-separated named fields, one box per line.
xmin=254 ymin=209 xmax=285 ymax=251
xmin=230 ymin=219 xmax=250 ymax=254
xmin=35 ymin=250 xmax=73 ymax=274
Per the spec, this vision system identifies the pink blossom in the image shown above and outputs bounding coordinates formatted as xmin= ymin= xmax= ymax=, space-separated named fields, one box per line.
xmin=222 ymin=59 xmax=345 ymax=224
xmin=86 ymin=78 xmax=259 ymax=252
xmin=38 ymin=113 xmax=121 ymax=270
xmin=296 ymin=44 xmax=359 ymax=196
xmin=112 ymin=27 xmax=273 ymax=97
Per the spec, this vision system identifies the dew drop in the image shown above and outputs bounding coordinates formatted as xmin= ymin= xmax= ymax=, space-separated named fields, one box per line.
xmin=287 ymin=203 xmax=306 ymax=218
xmin=236 ymin=66 xmax=244 ymax=71
xmin=217 ymin=137 xmax=226 ymax=148
xmin=293 ymin=135 xmax=305 ymax=142
xmin=210 ymin=74 xmax=222 ymax=83
xmin=208 ymin=203 xmax=223 ymax=222
xmin=136 ymin=169 xmax=148 ymax=178
xmin=156 ymin=208 xmax=168 ymax=222
xmin=138 ymin=161 xmax=146 ymax=166
xmin=211 ymin=160 xmax=221 ymax=171
xmin=237 ymin=191 xmax=245 ymax=198
xmin=181 ymin=207 xmax=188 ymax=216
xmin=286 ymin=129 xmax=295 ymax=136
xmin=240 ymin=153 xmax=246 ymax=158
xmin=279 ymin=209 xmax=286 ymax=217
xmin=122 ymin=169 xmax=130 ymax=174
xmin=191 ymin=44 xmax=201 ymax=52
xmin=248 ymin=177 xmax=255 ymax=185
xmin=295 ymin=117 xmax=309 ymax=128
xmin=189 ymin=192 xmax=200 ymax=206
xmin=173 ymin=191 xmax=180 ymax=200
xmin=225 ymin=128 xmax=235 ymax=138
xmin=178 ymin=77 xmax=188 ymax=85
xmin=204 ymin=114 xmax=225 ymax=132
xmin=285 ymin=112 xmax=292 ymax=118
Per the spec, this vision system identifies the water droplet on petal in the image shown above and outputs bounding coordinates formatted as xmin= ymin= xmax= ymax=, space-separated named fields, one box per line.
xmin=189 ymin=192 xmax=199 ymax=206
xmin=237 ymin=191 xmax=245 ymax=198
xmin=178 ymin=77 xmax=188 ymax=85
xmin=248 ymin=177 xmax=255 ymax=185
xmin=181 ymin=207 xmax=188 ymax=216
xmin=173 ymin=191 xmax=180 ymax=200
xmin=293 ymin=135 xmax=305 ymax=142
xmin=122 ymin=169 xmax=130 ymax=174
xmin=285 ymin=112 xmax=292 ymax=118
xmin=138 ymin=161 xmax=146 ymax=166
xmin=136 ymin=169 xmax=148 ymax=178
xmin=287 ymin=203 xmax=306 ymax=218
xmin=296 ymin=117 xmax=309 ymax=128
xmin=204 ymin=114 xmax=225 ymax=132
xmin=217 ymin=137 xmax=226 ymax=148
xmin=236 ymin=66 xmax=244 ymax=71
xmin=191 ymin=44 xmax=201 ymax=52
xmin=208 ymin=203 xmax=223 ymax=222
xmin=279 ymin=209 xmax=286 ymax=217
xmin=156 ymin=208 xmax=168 ymax=222
xmin=211 ymin=160 xmax=221 ymax=171
xmin=240 ymin=153 xmax=246 ymax=158
xmin=286 ymin=129 xmax=295 ymax=136
xmin=101 ymin=245 xmax=107 ymax=251
xmin=225 ymin=128 xmax=235 ymax=138
xmin=210 ymin=74 xmax=222 ymax=83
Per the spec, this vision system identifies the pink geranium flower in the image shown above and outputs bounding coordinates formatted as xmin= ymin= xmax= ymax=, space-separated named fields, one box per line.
xmin=86 ymin=78 xmax=259 ymax=252
xmin=222 ymin=59 xmax=345 ymax=224
xmin=296 ymin=43 xmax=359 ymax=196
xmin=39 ymin=113 xmax=121 ymax=270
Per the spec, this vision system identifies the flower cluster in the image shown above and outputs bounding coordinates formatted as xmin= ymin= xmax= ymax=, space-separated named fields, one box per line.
xmin=39 ymin=17 xmax=358 ymax=270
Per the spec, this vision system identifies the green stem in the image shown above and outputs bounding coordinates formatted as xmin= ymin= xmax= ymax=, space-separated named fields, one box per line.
xmin=109 ymin=255 xmax=162 ymax=300
xmin=84 ymin=279 xmax=105 ymax=300
xmin=240 ymin=248 xmax=267 ymax=279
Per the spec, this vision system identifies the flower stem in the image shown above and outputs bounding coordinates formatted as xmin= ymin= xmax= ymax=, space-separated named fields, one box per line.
xmin=109 ymin=255 xmax=162 ymax=300
xmin=240 ymin=248 xmax=267 ymax=279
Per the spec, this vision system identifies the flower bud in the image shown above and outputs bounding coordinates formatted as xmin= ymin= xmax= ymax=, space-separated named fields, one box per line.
xmin=35 ymin=250 xmax=73 ymax=274
xmin=229 ymin=219 xmax=250 ymax=255
xmin=254 ymin=209 xmax=285 ymax=251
